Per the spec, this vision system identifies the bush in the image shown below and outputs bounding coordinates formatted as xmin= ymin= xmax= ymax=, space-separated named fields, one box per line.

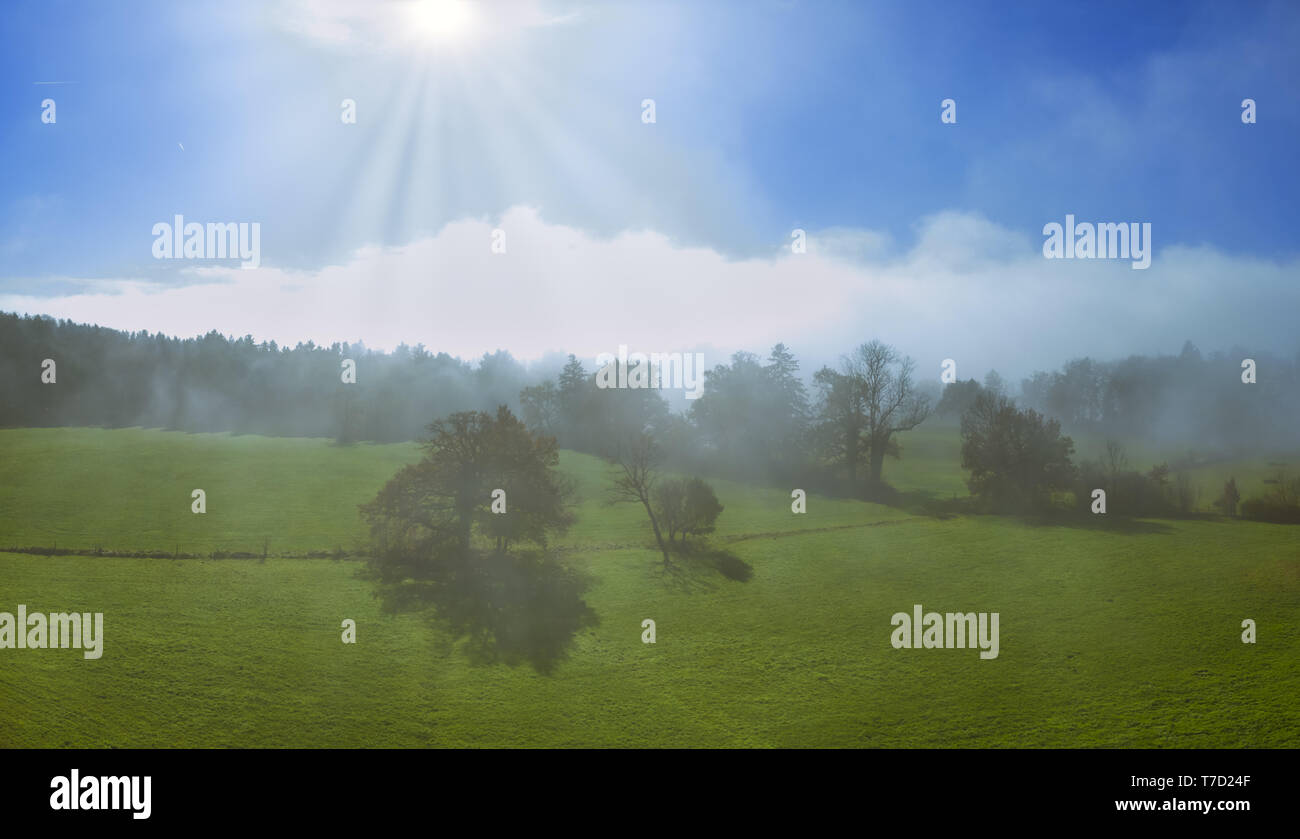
xmin=1213 ymin=477 xmax=1241 ymax=517
xmin=652 ymin=476 xmax=724 ymax=543
xmin=1240 ymin=471 xmax=1300 ymax=524
xmin=960 ymin=393 xmax=1076 ymax=513
xmin=681 ymin=477 xmax=724 ymax=539
xmin=1074 ymin=459 xmax=1190 ymax=517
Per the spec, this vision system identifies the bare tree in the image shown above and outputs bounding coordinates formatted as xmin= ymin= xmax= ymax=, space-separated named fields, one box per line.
xmin=607 ymin=432 xmax=673 ymax=567
xmin=1105 ymin=440 xmax=1128 ymax=480
xmin=845 ymin=341 xmax=931 ymax=484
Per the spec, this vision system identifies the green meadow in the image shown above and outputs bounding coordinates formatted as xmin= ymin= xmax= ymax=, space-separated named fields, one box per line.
xmin=0 ymin=427 xmax=1295 ymax=747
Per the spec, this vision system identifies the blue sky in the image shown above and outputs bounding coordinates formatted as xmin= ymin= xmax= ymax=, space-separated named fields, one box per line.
xmin=2 ymin=0 xmax=1297 ymax=378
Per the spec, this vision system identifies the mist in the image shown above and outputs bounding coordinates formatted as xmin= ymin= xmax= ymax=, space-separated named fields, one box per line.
xmin=6 ymin=311 xmax=1294 ymax=475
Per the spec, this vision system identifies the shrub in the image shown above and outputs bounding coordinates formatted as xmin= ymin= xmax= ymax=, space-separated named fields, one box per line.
xmin=1074 ymin=460 xmax=1186 ymax=517
xmin=1240 ymin=470 xmax=1300 ymax=524
xmin=653 ymin=476 xmax=724 ymax=543
xmin=1212 ymin=477 xmax=1240 ymax=517
xmin=960 ymin=393 xmax=1076 ymax=513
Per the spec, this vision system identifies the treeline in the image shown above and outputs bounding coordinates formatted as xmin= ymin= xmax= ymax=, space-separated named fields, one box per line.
xmin=524 ymin=340 xmax=931 ymax=500
xmin=2 ymin=312 xmax=928 ymax=497
xmin=958 ymin=390 xmax=1300 ymax=523
xmin=1016 ymin=342 xmax=1300 ymax=454
xmin=0 ymin=311 xmax=540 ymax=442
xmin=521 ymin=345 xmax=814 ymax=484
xmin=5 ymin=311 xmax=1297 ymax=514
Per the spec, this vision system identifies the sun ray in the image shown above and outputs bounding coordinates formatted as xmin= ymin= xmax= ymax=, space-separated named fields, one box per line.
xmin=406 ymin=0 xmax=481 ymax=48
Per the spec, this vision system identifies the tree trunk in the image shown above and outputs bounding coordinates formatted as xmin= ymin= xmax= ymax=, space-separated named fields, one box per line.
xmin=869 ymin=435 xmax=886 ymax=483
xmin=641 ymin=498 xmax=672 ymax=567
xmin=845 ymin=426 xmax=858 ymax=484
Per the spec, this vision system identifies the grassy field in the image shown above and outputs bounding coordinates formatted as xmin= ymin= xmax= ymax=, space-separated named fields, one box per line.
xmin=0 ymin=426 xmax=1296 ymax=747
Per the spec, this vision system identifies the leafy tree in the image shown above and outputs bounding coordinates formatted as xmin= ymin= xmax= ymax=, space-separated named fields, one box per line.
xmin=359 ymin=407 xmax=588 ymax=669
xmin=935 ymin=379 xmax=982 ymax=420
xmin=763 ymin=343 xmax=811 ymax=468
xmin=652 ymin=478 xmax=689 ymax=543
xmin=557 ymin=353 xmax=588 ymax=399
xmin=686 ymin=344 xmax=809 ymax=481
xmin=960 ymin=392 xmax=1076 ymax=512
xmin=0 ymin=312 xmax=541 ymax=443
xmin=363 ymin=406 xmax=573 ymax=562
xmin=519 ymin=380 xmax=560 ymax=436
xmin=812 ymin=366 xmax=866 ymax=485
xmin=693 ymin=354 xmax=756 ymax=451
xmin=555 ymin=354 xmax=590 ymax=446
xmin=653 ymin=476 xmax=724 ymax=543
xmin=680 ymin=477 xmax=724 ymax=540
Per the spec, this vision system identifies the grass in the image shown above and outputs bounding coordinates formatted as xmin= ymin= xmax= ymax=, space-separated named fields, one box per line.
xmin=0 ymin=427 xmax=421 ymax=555
xmin=0 ymin=426 xmax=1296 ymax=747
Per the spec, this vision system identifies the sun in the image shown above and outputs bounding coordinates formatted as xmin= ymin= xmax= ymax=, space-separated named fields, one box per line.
xmin=406 ymin=0 xmax=480 ymax=46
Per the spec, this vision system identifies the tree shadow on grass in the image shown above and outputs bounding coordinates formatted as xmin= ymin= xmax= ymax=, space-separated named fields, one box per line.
xmin=367 ymin=549 xmax=598 ymax=675
xmin=891 ymin=489 xmax=970 ymax=520
xmin=654 ymin=541 xmax=755 ymax=593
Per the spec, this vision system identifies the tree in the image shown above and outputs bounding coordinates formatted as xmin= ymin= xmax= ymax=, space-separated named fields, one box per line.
xmin=850 ymin=341 xmax=930 ymax=484
xmin=652 ymin=478 xmax=689 ymax=543
xmin=607 ymin=432 xmax=672 ymax=567
xmin=362 ymin=405 xmax=574 ymax=561
xmin=680 ymin=477 xmax=724 ymax=540
xmin=960 ymin=392 xmax=1076 ymax=513
xmin=982 ymin=369 xmax=1006 ymax=397
xmin=359 ymin=406 xmax=587 ymax=670
xmin=763 ymin=343 xmax=811 ymax=470
xmin=1215 ymin=477 xmax=1241 ymax=516
xmin=812 ymin=366 xmax=866 ymax=485
xmin=691 ymin=351 xmax=764 ymax=460
xmin=690 ymin=345 xmax=808 ymax=480
xmin=555 ymin=354 xmax=590 ymax=445
xmin=815 ymin=340 xmax=930 ymax=491
xmin=519 ymin=380 xmax=560 ymax=436
xmin=557 ymin=353 xmax=588 ymax=399
xmin=653 ymin=476 xmax=724 ymax=543
xmin=935 ymin=379 xmax=982 ymax=421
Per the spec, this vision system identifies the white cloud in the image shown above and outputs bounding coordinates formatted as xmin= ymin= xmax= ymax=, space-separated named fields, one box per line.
xmin=3 ymin=207 xmax=1296 ymax=382
xmin=271 ymin=0 xmax=580 ymax=52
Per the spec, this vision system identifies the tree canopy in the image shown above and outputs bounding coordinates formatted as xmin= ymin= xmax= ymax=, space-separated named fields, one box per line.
xmin=960 ymin=392 xmax=1076 ymax=513
xmin=360 ymin=406 xmax=589 ymax=671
